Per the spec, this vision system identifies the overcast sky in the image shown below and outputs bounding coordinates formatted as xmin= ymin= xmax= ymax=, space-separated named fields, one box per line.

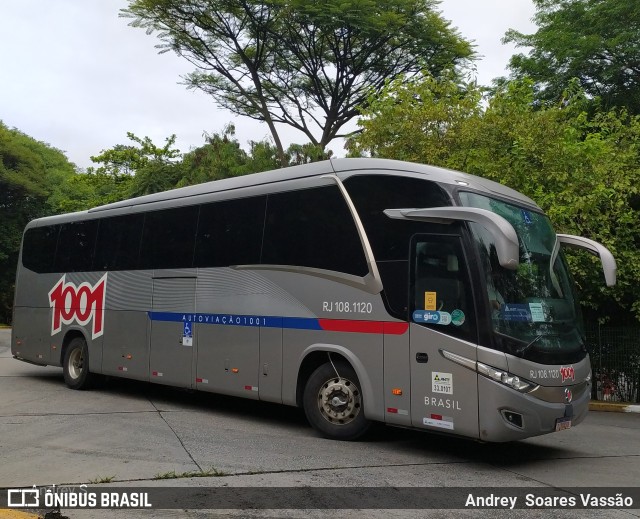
xmin=0 ymin=1 xmax=536 ymax=170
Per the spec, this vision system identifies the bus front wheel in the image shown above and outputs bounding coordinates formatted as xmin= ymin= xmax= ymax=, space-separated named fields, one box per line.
xmin=303 ymin=361 xmax=371 ymax=440
xmin=63 ymin=337 xmax=94 ymax=390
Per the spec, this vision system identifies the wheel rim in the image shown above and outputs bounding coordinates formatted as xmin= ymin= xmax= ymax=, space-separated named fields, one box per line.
xmin=317 ymin=376 xmax=361 ymax=425
xmin=68 ymin=348 xmax=84 ymax=380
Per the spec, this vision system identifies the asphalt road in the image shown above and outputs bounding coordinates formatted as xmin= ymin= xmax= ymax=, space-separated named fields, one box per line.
xmin=1 ymin=328 xmax=639 ymax=518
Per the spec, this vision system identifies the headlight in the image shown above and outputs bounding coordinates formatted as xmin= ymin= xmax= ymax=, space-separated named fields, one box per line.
xmin=477 ymin=362 xmax=538 ymax=393
xmin=440 ymin=349 xmax=539 ymax=393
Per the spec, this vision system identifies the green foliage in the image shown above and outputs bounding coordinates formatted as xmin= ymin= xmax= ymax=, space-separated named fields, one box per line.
xmin=350 ymin=76 xmax=640 ymax=321
xmin=504 ymin=0 xmax=640 ymax=114
xmin=122 ymin=0 xmax=473 ymax=161
xmin=348 ymin=72 xmax=484 ymax=164
xmin=90 ymin=132 xmax=183 ymax=197
xmin=179 ymin=125 xmax=279 ymax=185
xmin=0 ymin=122 xmax=78 ymax=323
xmin=89 ymin=127 xmax=331 ymax=197
xmin=286 ymin=142 xmax=332 ymax=166
xmin=90 ymin=132 xmax=181 ymax=176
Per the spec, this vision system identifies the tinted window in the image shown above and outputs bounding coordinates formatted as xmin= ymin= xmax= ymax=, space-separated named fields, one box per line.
xmin=344 ymin=174 xmax=451 ymax=318
xmin=194 ymin=196 xmax=266 ymax=268
xmin=22 ymin=225 xmax=60 ymax=273
xmin=54 ymin=220 xmax=99 ymax=272
xmin=93 ymin=214 xmax=144 ymax=271
xmin=139 ymin=206 xmax=199 ymax=269
xmin=344 ymin=175 xmax=450 ymax=261
xmin=262 ymin=186 xmax=368 ymax=276
xmin=411 ymin=235 xmax=477 ymax=342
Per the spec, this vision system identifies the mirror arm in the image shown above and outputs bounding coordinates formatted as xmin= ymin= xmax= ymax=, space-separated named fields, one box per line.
xmin=384 ymin=207 xmax=519 ymax=270
xmin=557 ymin=234 xmax=617 ymax=286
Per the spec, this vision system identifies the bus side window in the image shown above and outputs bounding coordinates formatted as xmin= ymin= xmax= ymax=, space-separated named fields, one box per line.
xmin=414 ymin=249 xmax=463 ymax=313
xmin=53 ymin=220 xmax=99 ymax=273
xmin=343 ymin=174 xmax=451 ymax=319
xmin=194 ymin=196 xmax=266 ymax=268
xmin=93 ymin=214 xmax=144 ymax=271
xmin=411 ymin=236 xmax=477 ymax=342
xmin=139 ymin=206 xmax=199 ymax=270
xmin=262 ymin=186 xmax=368 ymax=276
xmin=22 ymin=225 xmax=60 ymax=273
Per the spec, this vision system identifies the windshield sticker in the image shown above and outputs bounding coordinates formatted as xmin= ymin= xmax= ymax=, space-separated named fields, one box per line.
xmin=529 ymin=302 xmax=546 ymax=322
xmin=451 ymin=309 xmax=465 ymax=326
xmin=432 ymin=372 xmax=453 ymax=394
xmin=521 ymin=209 xmax=533 ymax=225
xmin=424 ymin=291 xmax=437 ymax=311
xmin=500 ymin=304 xmax=532 ymax=322
xmin=413 ymin=310 xmax=451 ymax=325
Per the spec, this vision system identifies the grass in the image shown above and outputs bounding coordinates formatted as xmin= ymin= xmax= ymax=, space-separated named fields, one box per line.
xmin=153 ymin=467 xmax=226 ymax=480
xmin=88 ymin=475 xmax=116 ymax=484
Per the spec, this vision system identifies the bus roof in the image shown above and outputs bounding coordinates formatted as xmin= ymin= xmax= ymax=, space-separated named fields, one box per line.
xmin=30 ymin=158 xmax=540 ymax=226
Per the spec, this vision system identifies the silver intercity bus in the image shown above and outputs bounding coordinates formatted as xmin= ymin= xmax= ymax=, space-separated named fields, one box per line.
xmin=11 ymin=158 xmax=616 ymax=441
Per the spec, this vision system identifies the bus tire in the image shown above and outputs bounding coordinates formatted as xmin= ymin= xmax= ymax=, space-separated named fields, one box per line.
xmin=303 ymin=361 xmax=370 ymax=441
xmin=63 ymin=337 xmax=94 ymax=390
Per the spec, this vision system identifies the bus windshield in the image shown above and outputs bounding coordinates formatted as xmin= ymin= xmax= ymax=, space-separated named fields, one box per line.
xmin=459 ymin=192 xmax=586 ymax=364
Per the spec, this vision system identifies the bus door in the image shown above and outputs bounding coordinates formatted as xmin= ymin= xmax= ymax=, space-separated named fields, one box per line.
xmin=149 ymin=276 xmax=196 ymax=388
xmin=409 ymin=234 xmax=480 ymax=438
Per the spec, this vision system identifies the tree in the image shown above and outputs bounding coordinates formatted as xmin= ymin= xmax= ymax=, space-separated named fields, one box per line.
xmin=90 ymin=132 xmax=183 ymax=197
xmin=0 ymin=122 xmax=78 ymax=323
xmin=179 ymin=124 xmax=327 ymax=185
xmin=179 ymin=124 xmax=277 ymax=185
xmin=504 ymin=0 xmax=640 ymax=114
xmin=350 ymin=76 xmax=640 ymax=322
xmin=122 ymin=0 xmax=473 ymax=163
xmin=347 ymin=72 xmax=483 ymax=164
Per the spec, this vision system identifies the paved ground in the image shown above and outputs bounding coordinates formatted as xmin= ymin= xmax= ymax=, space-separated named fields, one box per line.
xmin=1 ymin=328 xmax=639 ymax=518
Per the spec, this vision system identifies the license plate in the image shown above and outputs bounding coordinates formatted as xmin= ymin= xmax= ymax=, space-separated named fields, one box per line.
xmin=555 ymin=417 xmax=572 ymax=431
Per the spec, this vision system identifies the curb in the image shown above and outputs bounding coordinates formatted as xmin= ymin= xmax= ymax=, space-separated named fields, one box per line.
xmin=0 ymin=511 xmax=41 ymax=519
xmin=589 ymin=401 xmax=640 ymax=413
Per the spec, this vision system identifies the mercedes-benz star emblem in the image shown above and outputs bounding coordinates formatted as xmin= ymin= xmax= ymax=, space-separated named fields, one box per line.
xmin=564 ymin=388 xmax=573 ymax=403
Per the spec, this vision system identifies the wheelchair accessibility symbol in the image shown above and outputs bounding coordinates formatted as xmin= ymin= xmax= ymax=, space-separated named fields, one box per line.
xmin=182 ymin=321 xmax=193 ymax=346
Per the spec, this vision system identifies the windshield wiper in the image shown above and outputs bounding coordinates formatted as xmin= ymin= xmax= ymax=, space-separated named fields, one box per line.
xmin=517 ymin=333 xmax=544 ymax=355
xmin=493 ymin=330 xmax=556 ymax=356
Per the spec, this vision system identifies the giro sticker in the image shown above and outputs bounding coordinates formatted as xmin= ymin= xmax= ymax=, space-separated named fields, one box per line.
xmin=49 ymin=273 xmax=107 ymax=339
xmin=413 ymin=310 xmax=451 ymax=326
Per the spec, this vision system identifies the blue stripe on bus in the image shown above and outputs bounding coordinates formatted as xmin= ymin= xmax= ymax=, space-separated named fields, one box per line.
xmin=147 ymin=311 xmax=322 ymax=330
xmin=146 ymin=312 xmax=410 ymax=335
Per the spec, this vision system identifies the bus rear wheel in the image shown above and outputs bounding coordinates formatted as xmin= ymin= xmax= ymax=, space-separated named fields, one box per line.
xmin=63 ymin=337 xmax=94 ymax=390
xmin=303 ymin=361 xmax=370 ymax=440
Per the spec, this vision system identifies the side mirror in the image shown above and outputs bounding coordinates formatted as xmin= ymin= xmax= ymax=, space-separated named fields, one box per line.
xmin=557 ymin=234 xmax=617 ymax=286
xmin=384 ymin=207 xmax=519 ymax=270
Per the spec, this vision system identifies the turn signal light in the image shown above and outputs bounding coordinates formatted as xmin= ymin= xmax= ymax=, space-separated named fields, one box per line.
xmin=392 ymin=388 xmax=403 ymax=396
